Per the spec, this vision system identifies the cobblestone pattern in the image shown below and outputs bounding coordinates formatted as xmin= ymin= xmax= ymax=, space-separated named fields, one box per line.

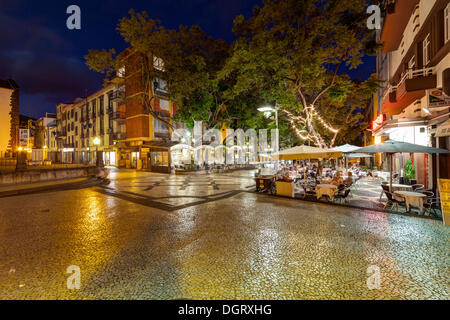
xmin=0 ymin=170 xmax=448 ymax=300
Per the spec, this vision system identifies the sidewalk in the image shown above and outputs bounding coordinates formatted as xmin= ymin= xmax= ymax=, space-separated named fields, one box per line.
xmin=0 ymin=177 xmax=98 ymax=198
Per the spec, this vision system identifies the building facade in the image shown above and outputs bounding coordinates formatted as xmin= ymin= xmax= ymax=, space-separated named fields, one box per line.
xmin=371 ymin=0 xmax=450 ymax=190
xmin=115 ymin=49 xmax=180 ymax=172
xmin=56 ymin=84 xmax=126 ymax=166
xmin=0 ymin=79 xmax=19 ymax=156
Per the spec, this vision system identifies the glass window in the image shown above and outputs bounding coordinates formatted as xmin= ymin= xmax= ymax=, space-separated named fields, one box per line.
xmin=445 ymin=3 xmax=450 ymax=43
xmin=153 ymin=56 xmax=165 ymax=71
xmin=423 ymin=33 xmax=430 ymax=66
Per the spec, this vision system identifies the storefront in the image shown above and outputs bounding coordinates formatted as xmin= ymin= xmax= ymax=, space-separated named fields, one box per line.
xmin=372 ymin=117 xmax=430 ymax=187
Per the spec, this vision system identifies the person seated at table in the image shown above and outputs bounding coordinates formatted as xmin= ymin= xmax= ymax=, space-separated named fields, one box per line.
xmin=344 ymin=171 xmax=353 ymax=186
xmin=330 ymin=171 xmax=344 ymax=185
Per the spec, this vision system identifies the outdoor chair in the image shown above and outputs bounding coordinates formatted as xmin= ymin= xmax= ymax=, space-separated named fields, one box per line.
xmin=423 ymin=197 xmax=441 ymax=217
xmin=411 ymin=184 xmax=424 ymax=191
xmin=383 ymin=190 xmax=406 ymax=213
xmin=421 ymin=190 xmax=434 ymax=198
xmin=335 ymin=188 xmax=351 ymax=204
xmin=352 ymin=176 xmax=361 ymax=191
xmin=379 ymin=181 xmax=388 ymax=200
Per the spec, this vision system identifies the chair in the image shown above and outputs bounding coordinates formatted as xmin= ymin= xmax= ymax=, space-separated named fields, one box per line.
xmin=423 ymin=197 xmax=441 ymax=217
xmin=379 ymin=182 xmax=388 ymax=200
xmin=335 ymin=188 xmax=351 ymax=204
xmin=382 ymin=185 xmax=406 ymax=212
xmin=411 ymin=184 xmax=424 ymax=191
xmin=421 ymin=190 xmax=434 ymax=198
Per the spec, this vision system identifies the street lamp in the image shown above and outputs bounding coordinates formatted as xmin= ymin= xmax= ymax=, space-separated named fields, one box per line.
xmin=258 ymin=105 xmax=279 ymax=130
xmin=258 ymin=105 xmax=280 ymax=171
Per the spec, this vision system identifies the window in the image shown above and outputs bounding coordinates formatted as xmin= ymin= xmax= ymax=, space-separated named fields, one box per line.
xmin=423 ymin=33 xmax=430 ymax=66
xmin=117 ymin=67 xmax=125 ymax=78
xmin=153 ymin=77 xmax=168 ymax=94
xmin=153 ymin=118 xmax=169 ymax=134
xmin=445 ymin=3 xmax=450 ymax=43
xmin=159 ymin=99 xmax=170 ymax=111
xmin=408 ymin=55 xmax=415 ymax=70
xmin=153 ymin=56 xmax=165 ymax=71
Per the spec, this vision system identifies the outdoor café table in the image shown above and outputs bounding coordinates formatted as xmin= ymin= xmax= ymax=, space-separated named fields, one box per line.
xmin=394 ymin=191 xmax=427 ymax=212
xmin=316 ymin=184 xmax=338 ymax=201
xmin=390 ymin=184 xmax=414 ymax=192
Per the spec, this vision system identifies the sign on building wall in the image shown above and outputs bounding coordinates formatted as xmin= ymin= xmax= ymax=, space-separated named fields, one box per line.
xmin=438 ymin=179 xmax=450 ymax=226
xmin=427 ymin=89 xmax=450 ymax=108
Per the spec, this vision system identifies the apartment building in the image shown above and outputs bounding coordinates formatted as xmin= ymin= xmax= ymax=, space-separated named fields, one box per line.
xmin=56 ymin=84 xmax=126 ymax=166
xmin=0 ymin=79 xmax=19 ymax=155
xmin=372 ymin=0 xmax=450 ymax=189
xmin=114 ymin=49 xmax=180 ymax=172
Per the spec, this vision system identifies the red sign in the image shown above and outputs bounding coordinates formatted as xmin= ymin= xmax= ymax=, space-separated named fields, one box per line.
xmin=372 ymin=114 xmax=386 ymax=131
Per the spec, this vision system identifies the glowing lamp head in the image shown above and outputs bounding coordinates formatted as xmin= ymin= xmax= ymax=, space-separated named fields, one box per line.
xmin=18 ymin=147 xmax=23 ymax=151
xmin=93 ymin=137 xmax=101 ymax=146
xmin=258 ymin=106 xmax=276 ymax=113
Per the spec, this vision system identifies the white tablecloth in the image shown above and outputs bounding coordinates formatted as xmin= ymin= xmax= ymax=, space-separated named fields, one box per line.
xmin=394 ymin=191 xmax=427 ymax=212
xmin=316 ymin=184 xmax=338 ymax=200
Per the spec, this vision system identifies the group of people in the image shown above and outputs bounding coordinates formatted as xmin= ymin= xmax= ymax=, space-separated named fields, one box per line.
xmin=278 ymin=162 xmax=357 ymax=187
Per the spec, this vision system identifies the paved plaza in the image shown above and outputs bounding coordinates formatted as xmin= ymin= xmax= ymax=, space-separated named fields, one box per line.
xmin=0 ymin=169 xmax=448 ymax=300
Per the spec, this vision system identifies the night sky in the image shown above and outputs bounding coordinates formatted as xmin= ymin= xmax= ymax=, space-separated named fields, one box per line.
xmin=0 ymin=0 xmax=375 ymax=119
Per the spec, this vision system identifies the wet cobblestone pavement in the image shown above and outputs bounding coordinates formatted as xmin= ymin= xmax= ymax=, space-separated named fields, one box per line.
xmin=0 ymin=169 xmax=448 ymax=300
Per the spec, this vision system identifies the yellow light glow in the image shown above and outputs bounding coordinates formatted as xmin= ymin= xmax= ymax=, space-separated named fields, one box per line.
xmin=93 ymin=137 xmax=101 ymax=146
xmin=18 ymin=147 xmax=23 ymax=151
xmin=43 ymin=145 xmax=48 ymax=149
xmin=375 ymin=136 xmax=382 ymax=145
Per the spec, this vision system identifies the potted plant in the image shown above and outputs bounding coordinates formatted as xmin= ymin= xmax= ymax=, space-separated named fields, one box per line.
xmin=404 ymin=159 xmax=415 ymax=185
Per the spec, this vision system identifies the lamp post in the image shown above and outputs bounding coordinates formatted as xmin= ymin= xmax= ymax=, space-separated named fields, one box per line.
xmin=258 ymin=105 xmax=280 ymax=172
xmin=93 ymin=137 xmax=102 ymax=167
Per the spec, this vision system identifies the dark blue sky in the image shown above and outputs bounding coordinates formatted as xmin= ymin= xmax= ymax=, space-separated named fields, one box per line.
xmin=0 ymin=0 xmax=375 ymax=118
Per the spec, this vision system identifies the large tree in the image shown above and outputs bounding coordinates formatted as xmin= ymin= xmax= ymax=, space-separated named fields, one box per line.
xmin=219 ymin=0 xmax=381 ymax=148
xmin=85 ymin=10 xmax=262 ymax=129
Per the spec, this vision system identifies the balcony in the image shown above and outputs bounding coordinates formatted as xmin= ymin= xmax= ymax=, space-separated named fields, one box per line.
xmin=57 ymin=130 xmax=67 ymax=138
xmin=154 ymin=131 xmax=171 ymax=139
xmin=380 ymin=0 xmax=419 ymax=53
xmin=382 ymin=67 xmax=437 ymax=115
xmin=111 ymin=132 xmax=126 ymax=141
xmin=110 ymin=111 xmax=126 ymax=122
xmin=110 ymin=90 xmax=125 ymax=102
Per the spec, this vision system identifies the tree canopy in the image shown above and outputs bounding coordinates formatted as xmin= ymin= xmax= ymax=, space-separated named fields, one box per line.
xmin=85 ymin=1 xmax=381 ymax=147
xmin=220 ymin=0 xmax=381 ymax=147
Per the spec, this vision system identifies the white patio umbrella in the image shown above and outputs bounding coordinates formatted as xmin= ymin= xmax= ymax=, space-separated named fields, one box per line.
xmin=332 ymin=144 xmax=361 ymax=169
xmin=352 ymin=140 xmax=450 ymax=192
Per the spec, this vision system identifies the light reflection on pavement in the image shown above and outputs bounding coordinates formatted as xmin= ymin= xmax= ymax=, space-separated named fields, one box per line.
xmin=0 ymin=169 xmax=448 ymax=300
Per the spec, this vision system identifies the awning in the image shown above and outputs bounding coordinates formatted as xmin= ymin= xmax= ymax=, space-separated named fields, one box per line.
xmin=436 ymin=119 xmax=450 ymax=137
xmin=271 ymin=145 xmax=342 ymax=161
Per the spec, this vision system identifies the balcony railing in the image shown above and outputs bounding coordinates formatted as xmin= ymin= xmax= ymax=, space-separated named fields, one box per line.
xmin=154 ymin=131 xmax=170 ymax=139
xmin=111 ymin=133 xmax=126 ymax=141
xmin=110 ymin=111 xmax=126 ymax=121
xmin=383 ymin=67 xmax=435 ymax=102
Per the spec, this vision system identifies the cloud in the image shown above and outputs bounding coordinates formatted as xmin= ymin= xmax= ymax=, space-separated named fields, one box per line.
xmin=0 ymin=10 xmax=102 ymax=116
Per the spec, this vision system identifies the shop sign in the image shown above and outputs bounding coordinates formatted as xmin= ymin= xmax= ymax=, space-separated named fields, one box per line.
xmin=427 ymin=89 xmax=450 ymax=108
xmin=372 ymin=114 xmax=386 ymax=131
xmin=438 ymin=179 xmax=450 ymax=226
